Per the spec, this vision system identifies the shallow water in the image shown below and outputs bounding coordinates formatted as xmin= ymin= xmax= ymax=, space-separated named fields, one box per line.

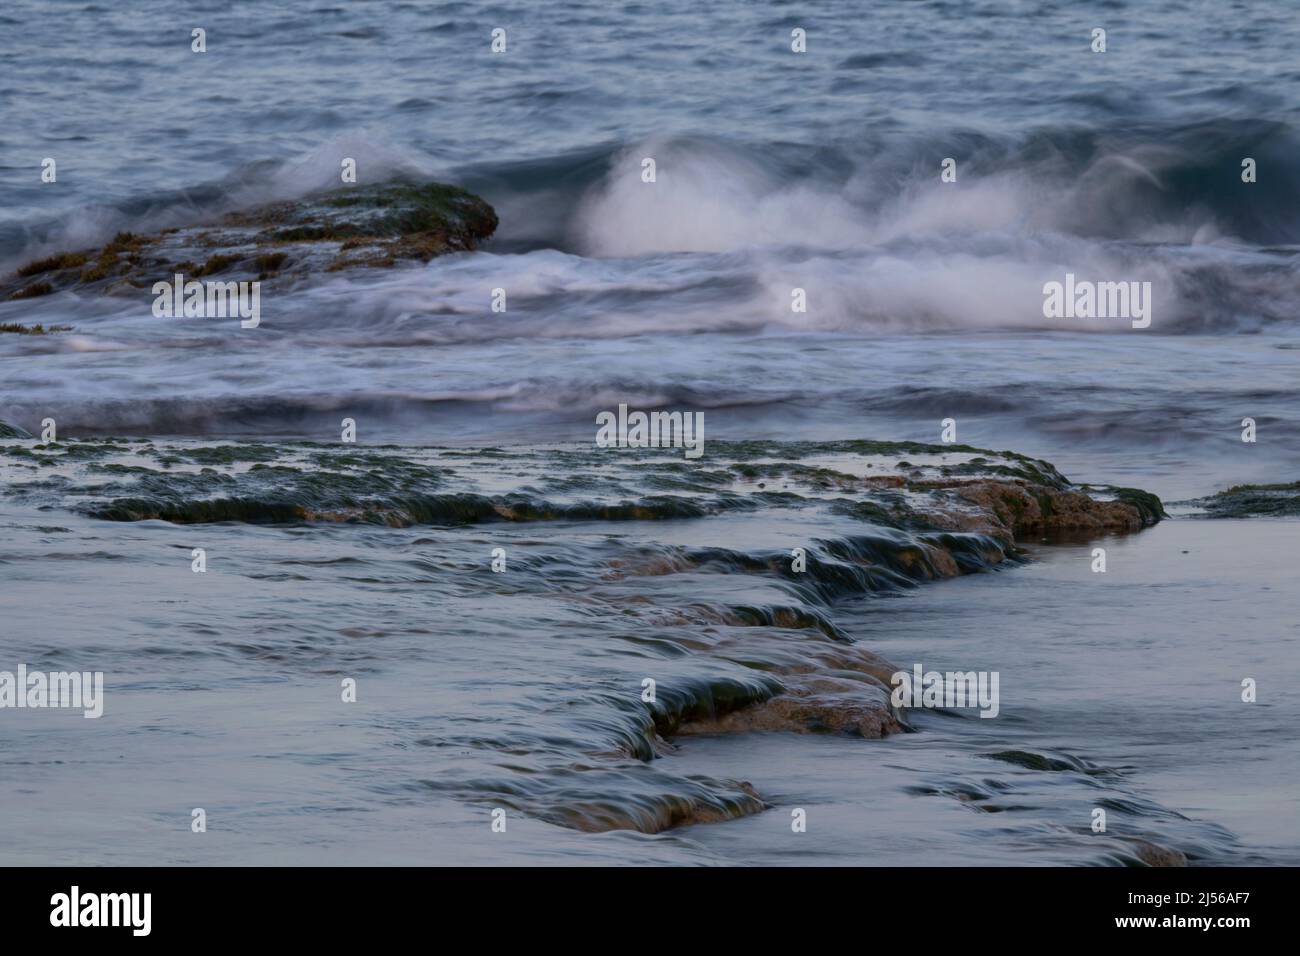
xmin=2 ymin=490 xmax=1294 ymax=865
xmin=1 ymin=0 xmax=1298 ymax=865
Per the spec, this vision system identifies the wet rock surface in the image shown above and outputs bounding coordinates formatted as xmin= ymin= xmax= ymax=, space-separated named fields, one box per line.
xmin=0 ymin=429 xmax=1175 ymax=837
xmin=1185 ymin=481 xmax=1300 ymax=518
xmin=1 ymin=180 xmax=498 ymax=301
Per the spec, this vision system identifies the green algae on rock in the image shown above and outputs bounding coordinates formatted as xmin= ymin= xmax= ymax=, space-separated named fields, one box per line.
xmin=1190 ymin=481 xmax=1300 ymax=518
xmin=0 ymin=321 xmax=74 ymax=334
xmin=0 ymin=180 xmax=498 ymax=300
xmin=0 ymin=436 xmax=1163 ymax=539
xmin=0 ymin=433 xmax=1176 ymax=836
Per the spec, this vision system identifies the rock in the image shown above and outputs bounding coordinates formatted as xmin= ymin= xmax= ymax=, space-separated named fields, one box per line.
xmin=676 ymin=676 xmax=902 ymax=739
xmin=916 ymin=479 xmax=1162 ymax=541
xmin=1 ymin=180 xmax=498 ymax=300
xmin=1191 ymin=481 xmax=1300 ymax=518
xmin=1125 ymin=838 xmax=1188 ymax=867
xmin=551 ymin=780 xmax=767 ymax=834
xmin=0 ymin=419 xmax=33 ymax=439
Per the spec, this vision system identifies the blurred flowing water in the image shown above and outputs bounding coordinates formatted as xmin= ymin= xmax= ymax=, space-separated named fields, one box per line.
xmin=0 ymin=0 xmax=1296 ymax=864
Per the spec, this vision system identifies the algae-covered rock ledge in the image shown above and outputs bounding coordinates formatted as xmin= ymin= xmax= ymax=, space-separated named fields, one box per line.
xmin=1185 ymin=481 xmax=1300 ymax=518
xmin=0 ymin=425 xmax=1192 ymax=843
xmin=0 ymin=431 xmax=1164 ymax=540
xmin=1 ymin=179 xmax=499 ymax=301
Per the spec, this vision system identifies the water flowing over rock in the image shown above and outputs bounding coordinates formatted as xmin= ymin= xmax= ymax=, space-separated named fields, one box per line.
xmin=1 ymin=180 xmax=498 ymax=301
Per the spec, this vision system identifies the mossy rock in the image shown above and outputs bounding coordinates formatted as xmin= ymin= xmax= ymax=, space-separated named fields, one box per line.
xmin=1110 ymin=487 xmax=1168 ymax=524
xmin=0 ymin=420 xmax=33 ymax=439
xmin=0 ymin=180 xmax=498 ymax=298
xmin=1194 ymin=481 xmax=1300 ymax=518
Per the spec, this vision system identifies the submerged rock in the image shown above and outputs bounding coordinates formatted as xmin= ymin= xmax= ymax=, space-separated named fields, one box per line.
xmin=545 ymin=778 xmax=768 ymax=834
xmin=1 ymin=180 xmax=498 ymax=300
xmin=421 ymin=763 xmax=768 ymax=836
xmin=675 ymin=675 xmax=902 ymax=739
xmin=1123 ymin=838 xmax=1189 ymax=867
